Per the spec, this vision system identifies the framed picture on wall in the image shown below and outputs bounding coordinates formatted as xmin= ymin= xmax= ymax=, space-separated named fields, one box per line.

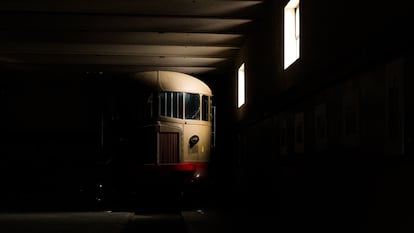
xmin=314 ymin=103 xmax=327 ymax=152
xmin=278 ymin=113 xmax=288 ymax=156
xmin=294 ymin=112 xmax=304 ymax=154
xmin=342 ymin=80 xmax=360 ymax=148
xmin=385 ymin=58 xmax=404 ymax=155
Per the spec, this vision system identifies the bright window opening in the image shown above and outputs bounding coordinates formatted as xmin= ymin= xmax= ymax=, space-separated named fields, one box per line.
xmin=238 ymin=63 xmax=245 ymax=108
xmin=284 ymin=0 xmax=300 ymax=69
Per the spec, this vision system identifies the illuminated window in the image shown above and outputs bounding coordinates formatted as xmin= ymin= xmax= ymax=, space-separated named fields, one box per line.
xmin=238 ymin=63 xmax=245 ymax=108
xmin=284 ymin=0 xmax=300 ymax=69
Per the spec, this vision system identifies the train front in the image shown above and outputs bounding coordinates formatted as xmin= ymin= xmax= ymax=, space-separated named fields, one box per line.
xmin=112 ymin=71 xmax=214 ymax=189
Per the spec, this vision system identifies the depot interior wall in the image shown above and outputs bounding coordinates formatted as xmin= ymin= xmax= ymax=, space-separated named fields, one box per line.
xmin=223 ymin=0 xmax=413 ymax=225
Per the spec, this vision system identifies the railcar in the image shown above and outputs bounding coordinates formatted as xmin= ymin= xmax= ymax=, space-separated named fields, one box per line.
xmin=106 ymin=71 xmax=215 ymax=198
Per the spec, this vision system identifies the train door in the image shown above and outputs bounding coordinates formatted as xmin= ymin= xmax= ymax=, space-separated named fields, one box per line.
xmin=182 ymin=93 xmax=212 ymax=163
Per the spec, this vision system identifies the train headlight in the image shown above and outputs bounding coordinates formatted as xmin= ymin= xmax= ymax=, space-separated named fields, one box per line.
xmin=189 ymin=135 xmax=199 ymax=147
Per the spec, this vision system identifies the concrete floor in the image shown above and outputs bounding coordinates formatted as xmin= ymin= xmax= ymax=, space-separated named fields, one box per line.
xmin=0 ymin=209 xmax=234 ymax=233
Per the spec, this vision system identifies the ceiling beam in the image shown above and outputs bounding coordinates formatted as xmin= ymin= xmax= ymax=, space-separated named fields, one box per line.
xmin=0 ymin=64 xmax=220 ymax=75
xmin=0 ymin=31 xmax=244 ymax=47
xmin=0 ymin=0 xmax=264 ymax=18
xmin=0 ymin=43 xmax=240 ymax=57
xmin=0 ymin=13 xmax=253 ymax=33
xmin=0 ymin=54 xmax=230 ymax=67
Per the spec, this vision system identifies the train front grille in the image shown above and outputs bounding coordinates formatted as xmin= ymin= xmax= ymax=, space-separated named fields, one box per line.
xmin=159 ymin=132 xmax=179 ymax=164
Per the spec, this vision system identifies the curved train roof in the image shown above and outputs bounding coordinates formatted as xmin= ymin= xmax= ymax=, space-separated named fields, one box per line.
xmin=129 ymin=71 xmax=212 ymax=96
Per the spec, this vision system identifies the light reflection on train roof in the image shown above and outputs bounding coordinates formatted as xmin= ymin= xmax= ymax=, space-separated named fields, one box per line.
xmin=130 ymin=71 xmax=213 ymax=96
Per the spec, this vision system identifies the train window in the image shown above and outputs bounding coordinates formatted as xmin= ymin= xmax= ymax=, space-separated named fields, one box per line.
xmin=185 ymin=93 xmax=200 ymax=120
xmin=160 ymin=92 xmax=167 ymax=116
xmin=159 ymin=91 xmax=183 ymax=119
xmin=173 ymin=92 xmax=183 ymax=119
xmin=202 ymin=95 xmax=209 ymax=121
xmin=145 ymin=93 xmax=154 ymax=119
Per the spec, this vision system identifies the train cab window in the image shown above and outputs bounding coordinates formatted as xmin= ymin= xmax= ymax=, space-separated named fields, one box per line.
xmin=159 ymin=91 xmax=183 ymax=119
xmin=145 ymin=93 xmax=155 ymax=119
xmin=185 ymin=93 xmax=200 ymax=120
xmin=174 ymin=92 xmax=184 ymax=119
xmin=202 ymin=95 xmax=209 ymax=121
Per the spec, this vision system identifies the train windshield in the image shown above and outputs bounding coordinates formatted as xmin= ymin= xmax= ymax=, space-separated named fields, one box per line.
xmin=185 ymin=93 xmax=200 ymax=120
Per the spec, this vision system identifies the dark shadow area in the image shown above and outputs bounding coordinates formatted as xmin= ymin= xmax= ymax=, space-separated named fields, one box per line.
xmin=120 ymin=214 xmax=188 ymax=233
xmin=0 ymin=71 xmax=215 ymax=214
